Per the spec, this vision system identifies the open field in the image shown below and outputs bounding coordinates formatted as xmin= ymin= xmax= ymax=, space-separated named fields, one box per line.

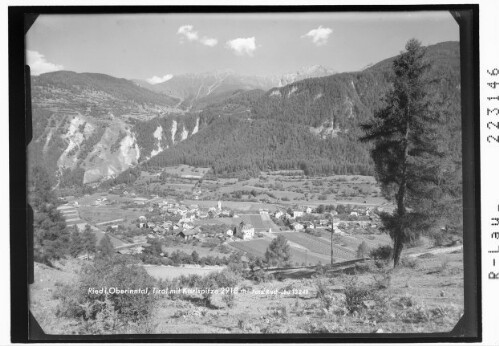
xmin=228 ymin=239 xmax=270 ymax=258
xmin=160 ymin=243 xmax=232 ymax=259
xmin=191 ymin=173 xmax=389 ymax=208
xmin=183 ymin=200 xmax=281 ymax=212
xmin=78 ymin=205 xmax=144 ymax=225
xmin=280 ymin=232 xmax=356 ymax=262
xmin=144 ymin=265 xmax=224 ymax=280
xmin=161 ymin=164 xmax=211 ymax=178
xmin=228 ymin=238 xmax=333 ymax=266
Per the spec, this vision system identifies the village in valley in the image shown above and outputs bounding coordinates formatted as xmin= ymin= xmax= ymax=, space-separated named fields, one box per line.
xmin=55 ymin=165 xmax=393 ymax=273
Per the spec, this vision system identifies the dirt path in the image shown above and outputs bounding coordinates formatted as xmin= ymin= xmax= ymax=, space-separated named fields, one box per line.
xmin=408 ymin=245 xmax=463 ymax=258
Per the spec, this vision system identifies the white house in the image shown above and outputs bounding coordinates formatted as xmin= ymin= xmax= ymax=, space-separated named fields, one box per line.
xmin=236 ymin=223 xmax=255 ymax=240
xmin=291 ymin=222 xmax=304 ymax=231
xmin=274 ymin=211 xmax=284 ymax=219
xmin=183 ymin=223 xmax=194 ymax=230
xmin=293 ymin=211 xmax=304 ymax=218
xmin=226 ymin=229 xmax=234 ymax=236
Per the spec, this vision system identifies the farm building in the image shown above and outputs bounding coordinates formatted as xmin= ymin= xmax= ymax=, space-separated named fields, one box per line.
xmin=177 ymin=228 xmax=201 ymax=240
xmin=236 ymin=222 xmax=255 ymax=240
xmin=293 ymin=211 xmax=304 ymax=218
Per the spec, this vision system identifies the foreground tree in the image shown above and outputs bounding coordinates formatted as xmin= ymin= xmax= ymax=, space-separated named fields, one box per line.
xmin=360 ymin=39 xmax=445 ymax=266
xmin=265 ymin=234 xmax=291 ymax=267
xmin=96 ymin=234 xmax=115 ymax=260
xmin=82 ymin=225 xmax=97 ymax=260
xmin=30 ymin=165 xmax=69 ymax=265
xmin=69 ymin=226 xmax=84 ymax=258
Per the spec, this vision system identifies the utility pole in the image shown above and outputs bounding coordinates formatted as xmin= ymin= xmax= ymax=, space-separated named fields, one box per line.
xmin=330 ymin=214 xmax=334 ymax=266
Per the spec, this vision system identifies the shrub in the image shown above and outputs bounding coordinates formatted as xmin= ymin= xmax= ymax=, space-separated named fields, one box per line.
xmin=438 ymin=257 xmax=450 ymax=273
xmin=343 ymin=280 xmax=377 ymax=313
xmin=250 ymin=269 xmax=272 ymax=283
xmin=393 ymin=295 xmax=416 ymax=309
xmin=222 ymin=292 xmax=235 ymax=308
xmin=172 ymin=309 xmax=190 ymax=318
xmin=354 ymin=262 xmax=372 ymax=274
xmin=315 ymin=279 xmax=335 ymax=310
xmin=57 ymin=256 xmax=157 ymax=328
xmin=315 ymin=263 xmax=332 ymax=276
xmin=356 ymin=241 xmax=370 ymax=258
xmin=400 ymin=257 xmax=420 ymax=269
xmin=427 ymin=228 xmax=448 ymax=246
xmin=372 ymin=271 xmax=392 ymax=289
xmin=370 ymin=245 xmax=393 ymax=261
xmin=268 ymin=305 xmax=288 ymax=321
xmin=199 ymin=268 xmax=241 ymax=305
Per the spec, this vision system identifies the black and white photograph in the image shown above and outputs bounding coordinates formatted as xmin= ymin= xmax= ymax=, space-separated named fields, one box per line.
xmin=14 ymin=6 xmax=480 ymax=339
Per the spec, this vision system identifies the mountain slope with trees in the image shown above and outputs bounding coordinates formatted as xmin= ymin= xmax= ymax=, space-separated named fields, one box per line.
xmin=147 ymin=41 xmax=460 ymax=177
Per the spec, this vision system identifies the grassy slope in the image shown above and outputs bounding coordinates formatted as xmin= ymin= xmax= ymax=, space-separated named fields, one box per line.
xmin=30 ymin=248 xmax=464 ymax=334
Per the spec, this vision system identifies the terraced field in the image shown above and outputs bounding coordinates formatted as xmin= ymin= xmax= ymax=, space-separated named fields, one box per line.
xmin=229 ymin=235 xmax=348 ymax=265
xmin=281 ymin=232 xmax=356 ymax=261
xmin=313 ymin=228 xmax=391 ymax=252
xmin=229 ymin=239 xmax=270 ymax=258
xmin=237 ymin=214 xmax=280 ymax=232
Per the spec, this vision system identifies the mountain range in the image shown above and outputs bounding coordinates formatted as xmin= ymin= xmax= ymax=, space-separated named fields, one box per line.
xmin=28 ymin=41 xmax=461 ymax=186
xmin=133 ymin=65 xmax=336 ymax=111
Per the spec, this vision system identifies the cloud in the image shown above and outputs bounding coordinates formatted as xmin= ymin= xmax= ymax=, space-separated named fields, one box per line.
xmin=177 ymin=25 xmax=199 ymax=42
xmin=177 ymin=25 xmax=218 ymax=47
xmin=146 ymin=74 xmax=173 ymax=84
xmin=27 ymin=50 xmax=64 ymax=75
xmin=199 ymin=37 xmax=218 ymax=47
xmin=302 ymin=26 xmax=333 ymax=46
xmin=226 ymin=37 xmax=257 ymax=56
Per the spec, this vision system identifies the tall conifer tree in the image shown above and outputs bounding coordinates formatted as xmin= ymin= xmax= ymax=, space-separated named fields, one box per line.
xmin=360 ymin=39 xmax=445 ymax=266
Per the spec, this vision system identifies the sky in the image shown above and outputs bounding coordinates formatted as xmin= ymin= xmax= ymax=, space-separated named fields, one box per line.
xmin=26 ymin=11 xmax=459 ymax=82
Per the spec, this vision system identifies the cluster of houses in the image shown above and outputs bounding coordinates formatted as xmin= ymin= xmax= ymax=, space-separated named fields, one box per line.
xmin=272 ymin=204 xmax=379 ymax=232
xmin=129 ymin=200 xmax=257 ymax=242
xmin=159 ymin=200 xmax=232 ymax=220
xmin=93 ymin=190 xmax=383 ymax=246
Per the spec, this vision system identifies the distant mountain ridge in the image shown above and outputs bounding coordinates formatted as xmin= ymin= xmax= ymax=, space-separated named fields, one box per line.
xmin=278 ymin=65 xmax=336 ymax=87
xmin=133 ymin=65 xmax=336 ymax=110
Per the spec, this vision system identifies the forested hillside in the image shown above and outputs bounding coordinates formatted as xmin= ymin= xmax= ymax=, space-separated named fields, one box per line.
xmin=147 ymin=41 xmax=461 ymax=177
xmin=29 ymin=71 xmax=195 ymax=185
